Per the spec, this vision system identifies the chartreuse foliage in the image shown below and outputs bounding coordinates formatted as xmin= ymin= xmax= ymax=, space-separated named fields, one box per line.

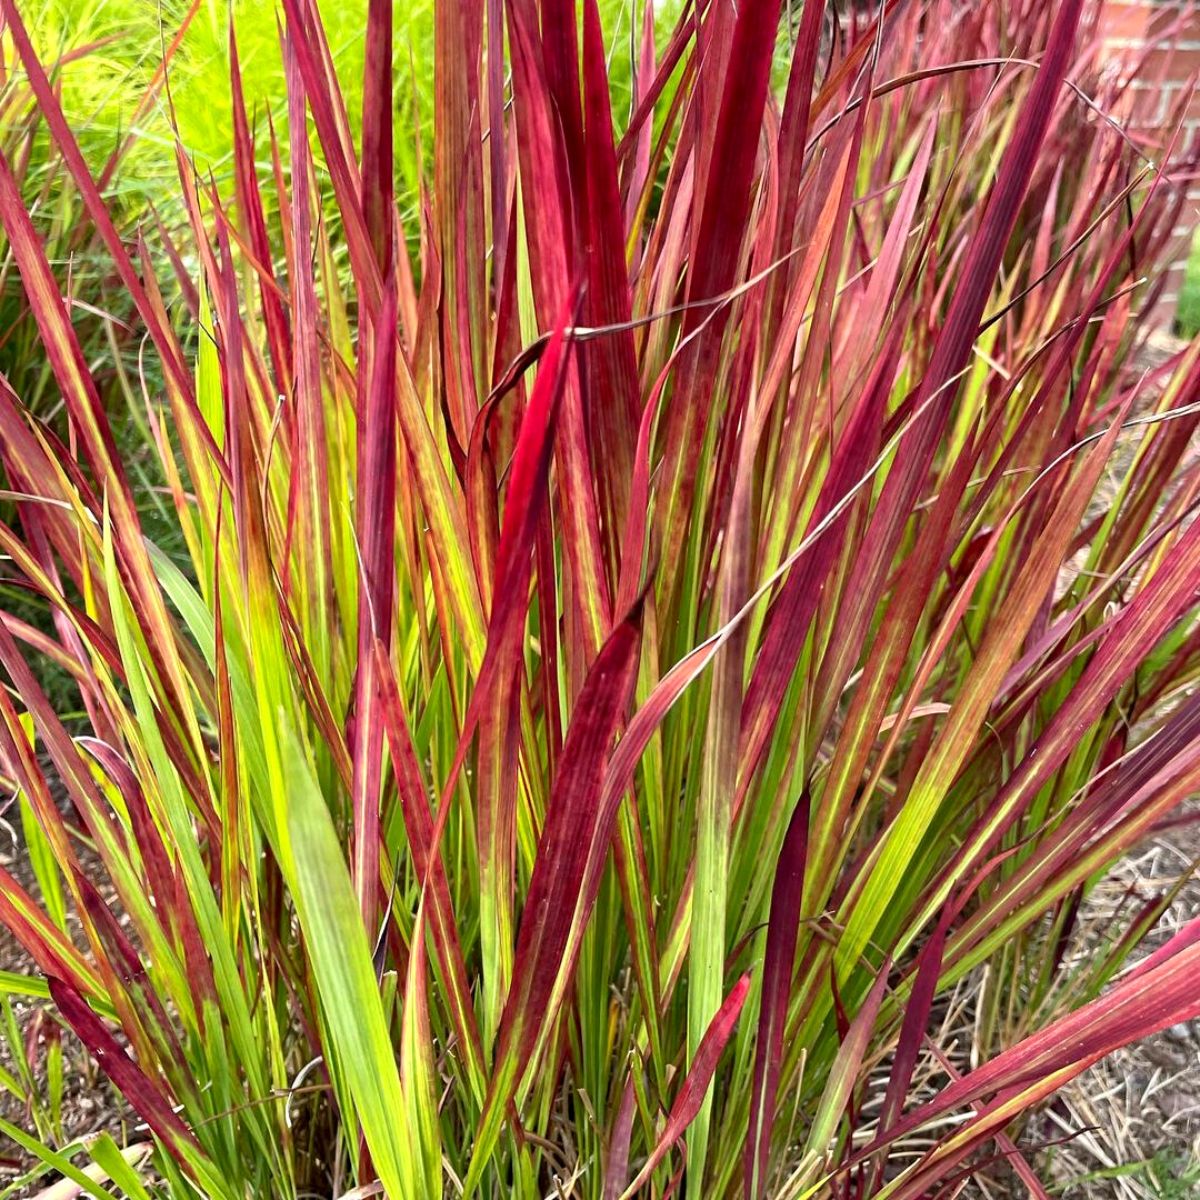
xmin=2 ymin=1 xmax=1200 ymax=1197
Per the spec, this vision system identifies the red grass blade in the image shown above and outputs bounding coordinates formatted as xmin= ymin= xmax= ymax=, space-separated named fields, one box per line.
xmin=465 ymin=604 xmax=643 ymax=1191
xmin=744 ymin=794 xmax=808 ymax=1199
xmin=621 ymin=972 xmax=752 ymax=1199
xmin=48 ymin=977 xmax=199 ymax=1159
xmin=351 ymin=282 xmax=399 ymax=931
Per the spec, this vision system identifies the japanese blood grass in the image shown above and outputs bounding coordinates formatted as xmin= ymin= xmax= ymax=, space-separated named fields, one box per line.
xmin=0 ymin=11 xmax=202 ymax=722
xmin=2 ymin=0 xmax=1200 ymax=1197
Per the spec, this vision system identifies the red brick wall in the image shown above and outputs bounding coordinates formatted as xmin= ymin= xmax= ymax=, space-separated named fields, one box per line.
xmin=1098 ymin=1 xmax=1200 ymax=328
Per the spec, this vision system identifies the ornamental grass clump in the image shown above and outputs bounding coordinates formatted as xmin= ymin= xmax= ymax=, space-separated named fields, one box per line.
xmin=2 ymin=0 xmax=1200 ymax=1196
